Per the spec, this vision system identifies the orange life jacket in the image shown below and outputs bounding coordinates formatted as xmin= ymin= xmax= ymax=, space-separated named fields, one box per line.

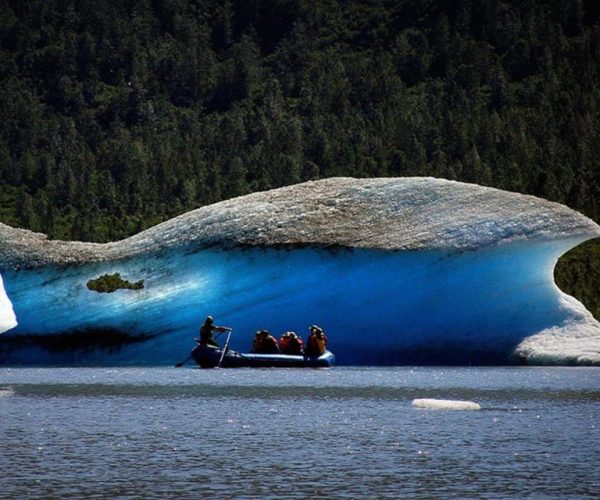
xmin=306 ymin=332 xmax=327 ymax=356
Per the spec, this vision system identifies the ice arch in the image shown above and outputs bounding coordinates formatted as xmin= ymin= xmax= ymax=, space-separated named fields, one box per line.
xmin=0 ymin=177 xmax=599 ymax=365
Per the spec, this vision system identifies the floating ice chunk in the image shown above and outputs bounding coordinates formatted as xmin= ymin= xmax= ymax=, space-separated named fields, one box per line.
xmin=0 ymin=387 xmax=15 ymax=397
xmin=0 ymin=272 xmax=17 ymax=334
xmin=412 ymin=398 xmax=481 ymax=411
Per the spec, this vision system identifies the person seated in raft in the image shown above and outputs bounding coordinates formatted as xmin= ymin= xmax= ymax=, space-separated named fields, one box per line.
xmin=304 ymin=325 xmax=328 ymax=357
xmin=278 ymin=331 xmax=304 ymax=355
xmin=252 ymin=330 xmax=280 ymax=354
xmin=198 ymin=316 xmax=231 ymax=348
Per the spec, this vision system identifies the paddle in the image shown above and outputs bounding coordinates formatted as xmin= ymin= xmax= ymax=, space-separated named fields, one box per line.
xmin=175 ymin=355 xmax=191 ymax=367
xmin=218 ymin=329 xmax=233 ymax=368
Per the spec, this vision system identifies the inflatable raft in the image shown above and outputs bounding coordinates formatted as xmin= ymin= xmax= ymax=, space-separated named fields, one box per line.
xmin=191 ymin=343 xmax=335 ymax=369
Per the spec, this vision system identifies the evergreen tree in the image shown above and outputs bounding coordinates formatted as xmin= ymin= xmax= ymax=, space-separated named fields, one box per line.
xmin=0 ymin=0 xmax=598 ymax=318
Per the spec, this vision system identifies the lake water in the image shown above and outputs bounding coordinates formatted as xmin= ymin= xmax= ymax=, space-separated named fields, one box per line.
xmin=0 ymin=367 xmax=598 ymax=499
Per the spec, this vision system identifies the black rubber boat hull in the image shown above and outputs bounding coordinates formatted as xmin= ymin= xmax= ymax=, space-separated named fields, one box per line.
xmin=191 ymin=344 xmax=335 ymax=368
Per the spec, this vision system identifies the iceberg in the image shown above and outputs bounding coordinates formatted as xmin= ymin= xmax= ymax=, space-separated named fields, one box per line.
xmin=0 ymin=177 xmax=599 ymax=365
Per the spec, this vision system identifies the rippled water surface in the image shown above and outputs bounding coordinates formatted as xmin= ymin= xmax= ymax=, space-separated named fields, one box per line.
xmin=0 ymin=367 xmax=598 ymax=498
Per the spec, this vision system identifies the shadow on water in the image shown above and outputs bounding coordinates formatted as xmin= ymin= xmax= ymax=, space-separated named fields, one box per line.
xmin=0 ymin=328 xmax=155 ymax=360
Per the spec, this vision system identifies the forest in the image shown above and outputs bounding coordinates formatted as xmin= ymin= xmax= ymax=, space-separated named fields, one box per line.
xmin=0 ymin=0 xmax=598 ymax=318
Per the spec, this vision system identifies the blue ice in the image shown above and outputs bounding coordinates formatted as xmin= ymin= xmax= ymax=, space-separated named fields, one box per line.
xmin=1 ymin=236 xmax=598 ymax=365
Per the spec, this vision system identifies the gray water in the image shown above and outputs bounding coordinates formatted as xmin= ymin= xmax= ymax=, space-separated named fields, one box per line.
xmin=0 ymin=367 xmax=598 ymax=499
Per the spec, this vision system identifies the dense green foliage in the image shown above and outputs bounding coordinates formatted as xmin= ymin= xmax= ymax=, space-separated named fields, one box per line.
xmin=0 ymin=0 xmax=599 ymax=315
xmin=555 ymin=240 xmax=600 ymax=320
xmin=86 ymin=273 xmax=144 ymax=293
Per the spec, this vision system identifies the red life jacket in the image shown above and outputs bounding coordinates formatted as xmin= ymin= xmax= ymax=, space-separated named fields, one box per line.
xmin=279 ymin=335 xmax=304 ymax=354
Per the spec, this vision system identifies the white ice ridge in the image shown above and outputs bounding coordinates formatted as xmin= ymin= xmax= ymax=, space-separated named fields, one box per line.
xmin=0 ymin=272 xmax=17 ymax=334
xmin=0 ymin=177 xmax=598 ymax=269
xmin=515 ymin=293 xmax=600 ymax=365
xmin=412 ymin=399 xmax=481 ymax=411
xmin=0 ymin=177 xmax=599 ymax=365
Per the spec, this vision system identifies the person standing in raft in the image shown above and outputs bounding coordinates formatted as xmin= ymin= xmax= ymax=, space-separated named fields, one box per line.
xmin=198 ymin=316 xmax=231 ymax=347
xmin=278 ymin=332 xmax=304 ymax=355
xmin=305 ymin=325 xmax=328 ymax=357
xmin=252 ymin=330 xmax=280 ymax=354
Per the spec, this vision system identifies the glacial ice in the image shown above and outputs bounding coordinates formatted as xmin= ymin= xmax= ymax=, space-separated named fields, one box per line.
xmin=0 ymin=177 xmax=599 ymax=365
xmin=412 ymin=399 xmax=481 ymax=410
xmin=0 ymin=273 xmax=16 ymax=334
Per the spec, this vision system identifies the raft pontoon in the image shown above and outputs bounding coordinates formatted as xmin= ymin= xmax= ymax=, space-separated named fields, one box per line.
xmin=191 ymin=343 xmax=335 ymax=368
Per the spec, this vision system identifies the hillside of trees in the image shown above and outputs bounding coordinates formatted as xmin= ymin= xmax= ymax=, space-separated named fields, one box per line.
xmin=0 ymin=0 xmax=599 ymax=317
